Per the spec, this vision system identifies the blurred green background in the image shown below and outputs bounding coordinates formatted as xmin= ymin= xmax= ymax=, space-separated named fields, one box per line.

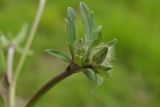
xmin=0 ymin=0 xmax=160 ymax=107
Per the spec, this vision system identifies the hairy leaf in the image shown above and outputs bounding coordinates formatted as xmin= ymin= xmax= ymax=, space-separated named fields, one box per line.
xmin=65 ymin=7 xmax=77 ymax=55
xmin=92 ymin=25 xmax=102 ymax=43
xmin=80 ymin=2 xmax=102 ymax=46
xmin=80 ymin=2 xmax=95 ymax=44
xmin=92 ymin=31 xmax=102 ymax=47
xmin=45 ymin=49 xmax=71 ymax=63
xmin=85 ymin=26 xmax=102 ymax=60
xmin=84 ymin=68 xmax=104 ymax=86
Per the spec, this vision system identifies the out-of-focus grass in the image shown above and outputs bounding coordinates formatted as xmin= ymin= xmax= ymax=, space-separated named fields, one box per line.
xmin=0 ymin=0 xmax=160 ymax=107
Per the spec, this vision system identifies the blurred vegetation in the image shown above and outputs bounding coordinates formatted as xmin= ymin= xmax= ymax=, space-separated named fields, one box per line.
xmin=0 ymin=0 xmax=160 ymax=107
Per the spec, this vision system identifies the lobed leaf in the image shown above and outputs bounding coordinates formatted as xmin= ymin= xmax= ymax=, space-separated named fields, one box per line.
xmin=45 ymin=49 xmax=71 ymax=63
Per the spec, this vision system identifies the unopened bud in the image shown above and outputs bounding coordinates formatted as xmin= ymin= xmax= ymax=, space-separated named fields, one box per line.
xmin=91 ymin=46 xmax=108 ymax=64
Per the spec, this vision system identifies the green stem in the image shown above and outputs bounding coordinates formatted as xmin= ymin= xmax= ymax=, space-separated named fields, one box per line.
xmin=10 ymin=0 xmax=46 ymax=107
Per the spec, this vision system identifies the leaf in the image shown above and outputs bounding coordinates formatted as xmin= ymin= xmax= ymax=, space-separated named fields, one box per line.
xmin=65 ymin=7 xmax=77 ymax=55
xmin=98 ymin=69 xmax=112 ymax=79
xmin=95 ymin=73 xmax=104 ymax=86
xmin=80 ymin=2 xmax=93 ymax=43
xmin=13 ymin=24 xmax=28 ymax=45
xmin=92 ymin=25 xmax=102 ymax=43
xmin=80 ymin=2 xmax=100 ymax=45
xmin=80 ymin=2 xmax=103 ymax=61
xmin=90 ymin=11 xmax=96 ymax=29
xmin=0 ymin=49 xmax=6 ymax=73
xmin=85 ymin=26 xmax=102 ymax=59
xmin=97 ymin=64 xmax=112 ymax=78
xmin=45 ymin=49 xmax=71 ymax=63
xmin=0 ymin=34 xmax=9 ymax=48
xmin=92 ymin=31 xmax=102 ymax=47
xmin=83 ymin=68 xmax=104 ymax=86
xmin=84 ymin=68 xmax=96 ymax=81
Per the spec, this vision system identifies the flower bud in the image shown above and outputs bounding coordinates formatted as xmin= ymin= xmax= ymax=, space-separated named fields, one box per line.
xmin=91 ymin=45 xmax=108 ymax=64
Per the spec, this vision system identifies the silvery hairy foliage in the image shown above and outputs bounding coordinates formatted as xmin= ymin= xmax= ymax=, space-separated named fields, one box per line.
xmin=45 ymin=2 xmax=117 ymax=86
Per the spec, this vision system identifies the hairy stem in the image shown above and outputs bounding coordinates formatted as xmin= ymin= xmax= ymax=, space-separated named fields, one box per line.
xmin=6 ymin=45 xmax=15 ymax=107
xmin=25 ymin=64 xmax=77 ymax=107
xmin=10 ymin=0 xmax=46 ymax=107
